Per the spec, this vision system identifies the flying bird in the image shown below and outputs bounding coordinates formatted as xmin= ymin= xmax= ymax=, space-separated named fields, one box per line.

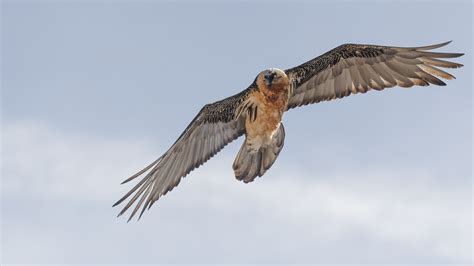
xmin=113 ymin=41 xmax=463 ymax=221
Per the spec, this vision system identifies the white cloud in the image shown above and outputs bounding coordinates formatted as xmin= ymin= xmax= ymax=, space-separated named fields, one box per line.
xmin=1 ymin=120 xmax=471 ymax=264
xmin=3 ymin=119 xmax=156 ymax=201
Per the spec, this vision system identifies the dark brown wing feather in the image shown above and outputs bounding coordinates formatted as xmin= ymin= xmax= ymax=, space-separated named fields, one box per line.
xmin=113 ymin=88 xmax=253 ymax=221
xmin=285 ymin=41 xmax=463 ymax=109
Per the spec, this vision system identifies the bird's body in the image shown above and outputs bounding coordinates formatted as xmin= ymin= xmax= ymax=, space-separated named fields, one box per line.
xmin=114 ymin=41 xmax=463 ymax=221
xmin=242 ymin=68 xmax=290 ymax=152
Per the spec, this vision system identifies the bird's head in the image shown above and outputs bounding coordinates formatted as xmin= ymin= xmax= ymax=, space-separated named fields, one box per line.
xmin=256 ymin=68 xmax=289 ymax=91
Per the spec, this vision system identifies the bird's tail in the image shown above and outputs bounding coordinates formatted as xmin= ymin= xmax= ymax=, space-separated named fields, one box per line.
xmin=233 ymin=124 xmax=285 ymax=183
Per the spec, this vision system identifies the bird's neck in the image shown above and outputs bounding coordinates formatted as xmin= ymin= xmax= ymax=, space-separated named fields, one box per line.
xmin=260 ymin=84 xmax=290 ymax=109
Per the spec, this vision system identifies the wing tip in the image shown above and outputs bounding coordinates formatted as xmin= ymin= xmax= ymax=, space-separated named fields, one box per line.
xmin=117 ymin=208 xmax=127 ymax=218
xmin=415 ymin=40 xmax=452 ymax=51
xmin=436 ymin=78 xmax=447 ymax=86
xmin=120 ymin=175 xmax=137 ymax=184
xmin=448 ymin=52 xmax=464 ymax=58
xmin=112 ymin=196 xmax=127 ymax=208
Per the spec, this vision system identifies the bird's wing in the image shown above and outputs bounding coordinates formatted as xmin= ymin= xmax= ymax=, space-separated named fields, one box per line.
xmin=113 ymin=88 xmax=254 ymax=221
xmin=285 ymin=41 xmax=463 ymax=109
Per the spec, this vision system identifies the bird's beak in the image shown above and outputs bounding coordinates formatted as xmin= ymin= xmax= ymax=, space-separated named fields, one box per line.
xmin=264 ymin=74 xmax=274 ymax=87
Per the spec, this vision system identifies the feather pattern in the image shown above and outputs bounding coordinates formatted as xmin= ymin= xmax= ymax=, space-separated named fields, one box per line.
xmin=114 ymin=41 xmax=463 ymax=221
xmin=285 ymin=41 xmax=463 ymax=109
xmin=113 ymin=88 xmax=255 ymax=221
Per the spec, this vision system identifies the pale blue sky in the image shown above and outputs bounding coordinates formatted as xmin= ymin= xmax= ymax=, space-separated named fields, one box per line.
xmin=1 ymin=0 xmax=472 ymax=264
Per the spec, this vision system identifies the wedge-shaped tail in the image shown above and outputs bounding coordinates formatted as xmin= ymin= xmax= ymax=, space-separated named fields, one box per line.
xmin=233 ymin=124 xmax=285 ymax=183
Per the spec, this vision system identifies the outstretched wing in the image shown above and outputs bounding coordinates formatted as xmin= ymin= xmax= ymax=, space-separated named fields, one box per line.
xmin=285 ymin=41 xmax=463 ymax=109
xmin=113 ymin=88 xmax=253 ymax=221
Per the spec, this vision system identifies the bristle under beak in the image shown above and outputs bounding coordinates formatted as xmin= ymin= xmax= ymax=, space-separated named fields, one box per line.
xmin=264 ymin=72 xmax=275 ymax=87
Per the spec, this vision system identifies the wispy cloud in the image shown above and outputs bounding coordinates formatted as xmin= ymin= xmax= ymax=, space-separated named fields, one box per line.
xmin=2 ymin=120 xmax=471 ymax=264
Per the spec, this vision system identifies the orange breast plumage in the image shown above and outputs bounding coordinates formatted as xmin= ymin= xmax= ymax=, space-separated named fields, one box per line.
xmin=244 ymin=83 xmax=289 ymax=151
